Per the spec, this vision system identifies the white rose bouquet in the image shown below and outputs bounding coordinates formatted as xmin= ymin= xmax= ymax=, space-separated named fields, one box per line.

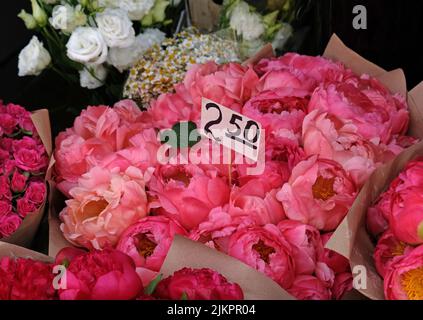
xmin=17 ymin=0 xmax=182 ymax=101
xmin=219 ymin=0 xmax=310 ymax=58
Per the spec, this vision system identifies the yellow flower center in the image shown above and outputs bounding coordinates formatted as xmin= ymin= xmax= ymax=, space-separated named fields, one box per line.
xmin=391 ymin=242 xmax=407 ymax=257
xmin=136 ymin=233 xmax=157 ymax=258
xmin=253 ymin=240 xmax=275 ymax=264
xmin=401 ymin=267 xmax=423 ymax=300
xmin=312 ymin=176 xmax=336 ymax=201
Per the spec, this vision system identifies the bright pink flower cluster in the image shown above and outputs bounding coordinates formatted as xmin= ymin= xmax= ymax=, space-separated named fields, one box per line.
xmin=368 ymin=159 xmax=423 ymax=300
xmin=0 ymin=102 xmax=48 ymax=239
xmin=55 ymin=53 xmax=414 ymax=300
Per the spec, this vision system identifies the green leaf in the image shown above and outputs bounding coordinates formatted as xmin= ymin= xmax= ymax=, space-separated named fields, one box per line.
xmin=144 ymin=274 xmax=163 ymax=295
xmin=181 ymin=292 xmax=189 ymax=300
xmin=62 ymin=259 xmax=70 ymax=268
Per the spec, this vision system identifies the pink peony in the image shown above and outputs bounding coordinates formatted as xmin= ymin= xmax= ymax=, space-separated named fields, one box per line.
xmin=277 ymin=220 xmax=323 ymax=275
xmin=189 ymin=206 xmax=257 ymax=252
xmin=229 ymin=179 xmax=286 ymax=226
xmin=60 ymin=166 xmax=149 ymax=250
xmin=116 ymin=216 xmax=188 ymax=286
xmin=113 ymin=99 xmax=144 ymax=125
xmin=183 ymin=62 xmax=259 ymax=113
xmin=321 ymin=233 xmax=351 ymax=274
xmin=255 ymin=53 xmax=352 ymax=83
xmin=302 ymin=109 xmax=395 ymax=187
xmin=384 ymin=244 xmax=423 ymax=300
xmin=0 ymin=257 xmax=56 ymax=300
xmin=227 ymin=224 xmax=296 ymax=289
xmin=277 ymin=156 xmax=357 ymax=231
xmin=54 ymin=128 xmax=115 ymax=196
xmin=154 ymin=268 xmax=244 ymax=300
xmin=374 ymin=230 xmax=413 ymax=278
xmin=148 ymin=164 xmax=230 ymax=230
xmin=11 ymin=171 xmax=28 ymax=193
xmin=255 ymin=69 xmax=316 ymax=93
xmin=56 ymin=248 xmax=142 ymax=300
xmin=242 ymin=88 xmax=309 ymax=135
xmin=287 ymin=275 xmax=332 ymax=300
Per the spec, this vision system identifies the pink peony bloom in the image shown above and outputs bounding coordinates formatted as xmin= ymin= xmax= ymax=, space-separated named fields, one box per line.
xmin=10 ymin=170 xmax=28 ymax=193
xmin=255 ymin=69 xmax=316 ymax=93
xmin=183 ymin=62 xmax=259 ymax=113
xmin=0 ymin=214 xmax=22 ymax=238
xmin=60 ymin=166 xmax=149 ymax=250
xmin=277 ymin=220 xmax=323 ymax=275
xmin=255 ymin=53 xmax=352 ymax=83
xmin=367 ymin=205 xmax=389 ymax=239
xmin=154 ymin=268 xmax=244 ymax=300
xmin=148 ymin=164 xmax=230 ymax=230
xmin=374 ymin=230 xmax=413 ymax=278
xmin=242 ymin=88 xmax=309 ymax=135
xmin=302 ymin=109 xmax=396 ymax=187
xmin=227 ymin=224 xmax=296 ymax=289
xmin=287 ymin=275 xmax=332 ymax=300
xmin=384 ymin=244 xmax=423 ymax=300
xmin=55 ymin=248 xmax=142 ymax=300
xmin=277 ymin=156 xmax=357 ymax=231
xmin=0 ymin=257 xmax=56 ymax=300
xmin=229 ymin=179 xmax=286 ymax=226
xmin=113 ymin=99 xmax=144 ymax=125
xmin=116 ymin=216 xmax=188 ymax=286
xmin=189 ymin=206 xmax=257 ymax=253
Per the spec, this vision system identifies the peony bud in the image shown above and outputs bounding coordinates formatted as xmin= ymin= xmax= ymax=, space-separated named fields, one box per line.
xmin=31 ymin=0 xmax=48 ymax=27
xmin=18 ymin=10 xmax=37 ymax=30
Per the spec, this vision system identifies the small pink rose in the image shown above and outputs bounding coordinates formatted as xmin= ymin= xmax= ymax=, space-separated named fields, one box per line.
xmin=11 ymin=171 xmax=28 ymax=193
xmin=24 ymin=181 xmax=46 ymax=205
xmin=16 ymin=197 xmax=37 ymax=218
xmin=0 ymin=200 xmax=12 ymax=218
xmin=0 ymin=214 xmax=22 ymax=238
xmin=0 ymin=176 xmax=11 ymax=201
xmin=0 ymin=114 xmax=18 ymax=135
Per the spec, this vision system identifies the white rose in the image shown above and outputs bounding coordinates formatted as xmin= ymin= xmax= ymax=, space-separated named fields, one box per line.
xmin=49 ymin=4 xmax=86 ymax=34
xmin=96 ymin=8 xmax=135 ymax=48
xmin=108 ymin=28 xmax=165 ymax=72
xmin=66 ymin=27 xmax=108 ymax=65
xmin=99 ymin=0 xmax=155 ymax=20
xmin=79 ymin=64 xmax=108 ymax=89
xmin=18 ymin=36 xmax=51 ymax=77
xmin=230 ymin=1 xmax=265 ymax=41
xmin=272 ymin=23 xmax=293 ymax=50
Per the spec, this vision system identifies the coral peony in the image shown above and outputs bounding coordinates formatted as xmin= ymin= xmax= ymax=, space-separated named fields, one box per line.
xmin=287 ymin=275 xmax=332 ymax=300
xmin=60 ymin=166 xmax=149 ymax=250
xmin=116 ymin=216 xmax=188 ymax=286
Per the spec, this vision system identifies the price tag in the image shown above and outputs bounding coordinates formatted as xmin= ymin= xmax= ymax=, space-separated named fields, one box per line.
xmin=200 ymin=98 xmax=263 ymax=162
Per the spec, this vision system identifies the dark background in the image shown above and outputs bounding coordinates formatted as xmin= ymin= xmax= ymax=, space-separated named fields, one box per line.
xmin=1 ymin=0 xmax=423 ymax=119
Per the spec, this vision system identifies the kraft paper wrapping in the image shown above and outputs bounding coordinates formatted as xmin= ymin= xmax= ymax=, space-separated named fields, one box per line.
xmin=324 ymin=35 xmax=423 ymax=300
xmin=1 ymin=109 xmax=52 ymax=248
xmin=0 ymin=241 xmax=53 ymax=263
xmin=188 ymin=0 xmax=222 ymax=32
xmin=160 ymin=235 xmax=294 ymax=300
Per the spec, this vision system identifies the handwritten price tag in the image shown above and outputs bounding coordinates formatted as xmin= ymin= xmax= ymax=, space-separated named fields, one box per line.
xmin=201 ymin=98 xmax=263 ymax=162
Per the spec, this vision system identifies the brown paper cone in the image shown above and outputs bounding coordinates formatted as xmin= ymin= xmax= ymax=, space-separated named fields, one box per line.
xmin=188 ymin=0 xmax=222 ymax=32
xmin=323 ymin=36 xmax=423 ymax=300
xmin=160 ymin=235 xmax=294 ymax=300
xmin=1 ymin=109 xmax=52 ymax=248
xmin=0 ymin=241 xmax=53 ymax=263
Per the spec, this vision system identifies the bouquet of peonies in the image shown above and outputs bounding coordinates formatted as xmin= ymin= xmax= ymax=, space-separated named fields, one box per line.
xmin=0 ymin=242 xmax=244 ymax=300
xmin=0 ymin=103 xmax=51 ymax=247
xmin=368 ymin=159 xmax=423 ymax=300
xmin=17 ymin=0 xmax=183 ymax=98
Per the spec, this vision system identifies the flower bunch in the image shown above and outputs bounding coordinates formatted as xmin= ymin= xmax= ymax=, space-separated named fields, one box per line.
xmin=17 ymin=0 xmax=178 ymax=91
xmin=124 ymin=28 xmax=240 ymax=107
xmin=0 ymin=102 xmax=48 ymax=239
xmin=55 ymin=51 xmax=415 ymax=299
xmin=367 ymin=160 xmax=423 ymax=300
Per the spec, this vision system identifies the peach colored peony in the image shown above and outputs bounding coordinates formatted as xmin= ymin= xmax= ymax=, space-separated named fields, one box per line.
xmin=277 ymin=156 xmax=357 ymax=231
xmin=60 ymin=166 xmax=149 ymax=250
